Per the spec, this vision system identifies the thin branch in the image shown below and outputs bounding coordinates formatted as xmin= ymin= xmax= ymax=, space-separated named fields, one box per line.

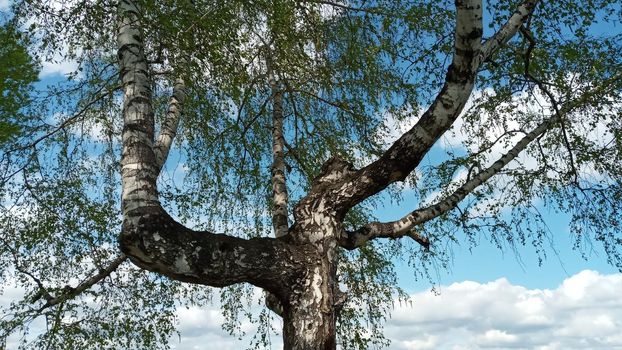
xmin=299 ymin=0 xmax=398 ymax=17
xmin=7 ymin=83 xmax=121 ymax=154
xmin=153 ymin=78 xmax=186 ymax=170
xmin=519 ymin=25 xmax=579 ymax=184
xmin=38 ymin=255 xmax=128 ymax=311
xmin=293 ymin=88 xmax=364 ymax=119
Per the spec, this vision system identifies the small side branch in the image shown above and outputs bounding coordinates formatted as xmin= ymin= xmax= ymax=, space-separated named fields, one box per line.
xmin=340 ymin=223 xmax=429 ymax=250
xmin=154 ymin=78 xmax=186 ymax=171
xmin=37 ymin=255 xmax=128 ymax=311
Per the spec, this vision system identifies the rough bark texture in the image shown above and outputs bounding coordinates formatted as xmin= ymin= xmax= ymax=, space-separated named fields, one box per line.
xmin=267 ymin=53 xmax=290 ymax=238
xmin=279 ymin=159 xmax=355 ymax=349
xmin=116 ymin=0 xmax=542 ymax=348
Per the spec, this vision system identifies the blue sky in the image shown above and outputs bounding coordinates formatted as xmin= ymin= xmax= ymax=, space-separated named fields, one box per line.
xmin=379 ymin=191 xmax=620 ymax=293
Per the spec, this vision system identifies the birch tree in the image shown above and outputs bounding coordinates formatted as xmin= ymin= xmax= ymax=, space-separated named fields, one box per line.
xmin=1 ymin=0 xmax=622 ymax=349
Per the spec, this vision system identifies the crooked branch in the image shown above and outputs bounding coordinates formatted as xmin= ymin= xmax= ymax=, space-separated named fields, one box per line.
xmin=519 ymin=26 xmax=579 ymax=185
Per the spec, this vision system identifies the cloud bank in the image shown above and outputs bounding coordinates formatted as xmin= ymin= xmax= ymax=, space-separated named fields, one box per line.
xmin=170 ymin=270 xmax=622 ymax=350
xmin=387 ymin=270 xmax=622 ymax=350
xmin=3 ymin=270 xmax=620 ymax=349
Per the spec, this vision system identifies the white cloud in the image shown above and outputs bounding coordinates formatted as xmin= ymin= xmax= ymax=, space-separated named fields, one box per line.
xmin=40 ymin=57 xmax=79 ymax=78
xmin=166 ymin=270 xmax=622 ymax=349
xmin=0 ymin=0 xmax=10 ymax=11
xmin=385 ymin=270 xmax=622 ymax=350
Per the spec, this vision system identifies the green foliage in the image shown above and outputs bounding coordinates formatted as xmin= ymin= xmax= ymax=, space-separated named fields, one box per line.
xmin=0 ymin=23 xmax=38 ymax=143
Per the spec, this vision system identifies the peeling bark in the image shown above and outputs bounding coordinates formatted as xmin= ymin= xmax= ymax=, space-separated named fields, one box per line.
xmin=120 ymin=206 xmax=304 ymax=297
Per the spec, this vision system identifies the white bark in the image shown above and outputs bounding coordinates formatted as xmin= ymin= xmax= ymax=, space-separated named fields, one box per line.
xmin=113 ymin=1 xmax=561 ymax=348
xmin=154 ymin=78 xmax=186 ymax=170
xmin=118 ymin=0 xmax=159 ymax=216
xmin=267 ymin=54 xmax=290 ymax=238
xmin=477 ymin=0 xmax=540 ymax=66
xmin=117 ymin=0 xmax=300 ymax=297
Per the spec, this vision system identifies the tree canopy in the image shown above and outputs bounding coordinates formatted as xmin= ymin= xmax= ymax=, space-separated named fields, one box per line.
xmin=0 ymin=22 xmax=38 ymax=144
xmin=1 ymin=0 xmax=621 ymax=349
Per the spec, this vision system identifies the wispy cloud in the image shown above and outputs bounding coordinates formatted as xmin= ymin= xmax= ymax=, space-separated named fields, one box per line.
xmin=39 ymin=57 xmax=79 ymax=78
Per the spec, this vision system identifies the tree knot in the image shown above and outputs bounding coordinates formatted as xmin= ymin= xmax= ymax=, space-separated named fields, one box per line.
xmin=313 ymin=156 xmax=356 ymax=185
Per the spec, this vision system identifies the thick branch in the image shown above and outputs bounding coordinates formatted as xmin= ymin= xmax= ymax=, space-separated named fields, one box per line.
xmin=340 ymin=115 xmax=553 ymax=249
xmin=330 ymin=0 xmax=485 ymax=215
xmin=324 ymin=0 xmax=542 ymax=219
xmin=154 ymin=78 xmax=185 ymax=170
xmin=117 ymin=2 xmax=301 ymax=296
xmin=340 ymin=73 xmax=622 ymax=249
xmin=478 ymin=0 xmax=539 ymax=65
xmin=120 ymin=207 xmax=303 ymax=298
xmin=339 ymin=223 xmax=430 ymax=250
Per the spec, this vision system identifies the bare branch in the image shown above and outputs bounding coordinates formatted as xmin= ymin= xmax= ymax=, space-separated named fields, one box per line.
xmin=7 ymin=83 xmax=121 ymax=154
